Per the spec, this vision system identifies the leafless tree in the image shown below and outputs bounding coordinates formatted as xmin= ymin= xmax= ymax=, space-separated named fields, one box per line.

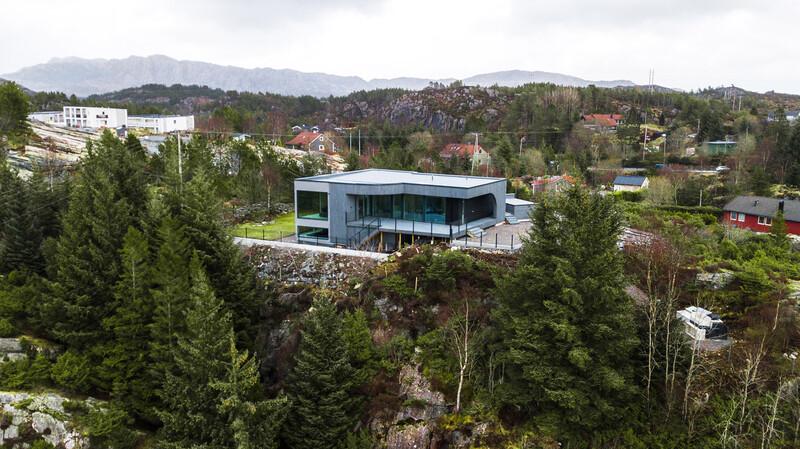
xmin=448 ymin=296 xmax=479 ymax=413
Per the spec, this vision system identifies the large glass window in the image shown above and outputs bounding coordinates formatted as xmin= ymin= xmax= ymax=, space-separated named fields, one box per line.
xmin=425 ymin=196 xmax=446 ymax=224
xmin=403 ymin=195 xmax=425 ymax=221
xmin=352 ymin=194 xmax=489 ymax=225
xmin=297 ymin=191 xmax=328 ymax=220
xmin=463 ymin=194 xmax=495 ymax=223
xmin=297 ymin=226 xmax=329 ymax=239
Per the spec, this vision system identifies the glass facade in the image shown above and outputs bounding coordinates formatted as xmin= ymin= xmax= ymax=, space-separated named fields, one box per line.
xmin=297 ymin=226 xmax=329 ymax=239
xmin=297 ymin=191 xmax=328 ymax=220
xmin=355 ymin=194 xmax=493 ymax=225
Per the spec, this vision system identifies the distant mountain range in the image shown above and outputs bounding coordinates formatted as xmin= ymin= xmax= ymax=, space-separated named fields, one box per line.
xmin=2 ymin=55 xmax=637 ymax=97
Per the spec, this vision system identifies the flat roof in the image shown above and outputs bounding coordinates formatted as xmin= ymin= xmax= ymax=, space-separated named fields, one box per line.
xmin=129 ymin=114 xmax=190 ymax=118
xmin=506 ymin=197 xmax=534 ymax=206
xmin=298 ymin=169 xmax=504 ymax=188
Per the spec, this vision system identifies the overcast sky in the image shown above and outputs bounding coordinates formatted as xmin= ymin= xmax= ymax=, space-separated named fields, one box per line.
xmin=1 ymin=0 xmax=797 ymax=93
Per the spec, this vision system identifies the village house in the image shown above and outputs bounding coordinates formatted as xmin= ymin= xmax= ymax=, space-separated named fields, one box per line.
xmin=580 ymin=113 xmax=625 ymax=132
xmin=723 ymin=196 xmax=800 ymax=235
xmin=286 ymin=131 xmax=337 ymax=152
xmin=613 ymin=175 xmax=649 ymax=192
xmin=439 ymin=143 xmax=491 ymax=166
xmin=530 ymin=175 xmax=574 ymax=194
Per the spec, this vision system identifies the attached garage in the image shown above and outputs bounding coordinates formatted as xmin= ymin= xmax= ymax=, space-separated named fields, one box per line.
xmin=505 ymin=195 xmax=534 ymax=220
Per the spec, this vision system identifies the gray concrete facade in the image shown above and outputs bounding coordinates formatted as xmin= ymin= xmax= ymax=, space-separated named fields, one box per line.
xmin=294 ymin=169 xmax=507 ymax=247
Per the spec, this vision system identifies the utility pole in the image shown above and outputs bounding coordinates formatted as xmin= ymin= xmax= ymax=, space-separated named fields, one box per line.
xmin=358 ymin=128 xmax=361 ymax=156
xmin=663 ymin=133 xmax=668 ymax=165
xmin=177 ymin=131 xmax=183 ymax=192
xmin=471 ymin=132 xmax=479 ymax=175
xmin=519 ymin=136 xmax=526 ymax=156
xmin=642 ymin=116 xmax=648 ymax=161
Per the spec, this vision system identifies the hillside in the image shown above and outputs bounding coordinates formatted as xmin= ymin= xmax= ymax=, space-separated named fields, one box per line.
xmin=2 ymin=55 xmax=637 ymax=97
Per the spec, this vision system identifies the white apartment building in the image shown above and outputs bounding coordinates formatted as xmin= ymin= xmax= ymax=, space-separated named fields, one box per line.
xmin=127 ymin=114 xmax=195 ymax=133
xmin=28 ymin=111 xmax=64 ymax=125
xmin=63 ymin=106 xmax=127 ymax=129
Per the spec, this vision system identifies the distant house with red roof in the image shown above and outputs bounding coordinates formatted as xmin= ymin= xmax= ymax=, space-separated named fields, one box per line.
xmin=286 ymin=131 xmax=337 ymax=152
xmin=440 ymin=143 xmax=490 ymax=165
xmin=530 ymin=175 xmax=575 ymax=194
xmin=581 ymin=113 xmax=625 ymax=131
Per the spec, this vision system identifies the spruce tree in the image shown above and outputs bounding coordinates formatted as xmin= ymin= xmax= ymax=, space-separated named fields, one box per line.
xmin=100 ymin=227 xmax=157 ymax=421
xmin=158 ymin=257 xmax=232 ymax=449
xmin=0 ymin=173 xmax=43 ymax=273
xmin=284 ymin=297 xmax=358 ymax=449
xmin=51 ymin=132 xmax=148 ymax=348
xmin=493 ymin=186 xmax=639 ymax=440
xmin=149 ymin=217 xmax=193 ymax=375
xmin=158 ymin=257 xmax=285 ymax=449
xmin=166 ymin=169 xmax=259 ymax=347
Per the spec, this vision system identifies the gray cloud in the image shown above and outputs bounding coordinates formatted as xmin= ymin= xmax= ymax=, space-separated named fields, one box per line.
xmin=1 ymin=0 xmax=798 ymax=93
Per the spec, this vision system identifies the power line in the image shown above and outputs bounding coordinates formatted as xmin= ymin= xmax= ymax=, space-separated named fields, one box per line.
xmin=174 ymin=128 xmax=569 ymax=141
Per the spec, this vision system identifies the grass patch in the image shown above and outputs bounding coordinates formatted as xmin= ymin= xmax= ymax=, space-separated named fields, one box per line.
xmin=229 ymin=212 xmax=295 ymax=240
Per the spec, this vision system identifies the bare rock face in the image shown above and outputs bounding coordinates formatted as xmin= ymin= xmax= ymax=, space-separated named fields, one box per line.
xmin=0 ymin=392 xmax=89 ymax=449
xmin=396 ymin=365 xmax=447 ymax=422
xmin=0 ymin=339 xmax=25 ymax=363
xmin=696 ymin=270 xmax=734 ymax=290
xmin=385 ymin=422 xmax=433 ymax=449
xmin=380 ymin=365 xmax=448 ymax=449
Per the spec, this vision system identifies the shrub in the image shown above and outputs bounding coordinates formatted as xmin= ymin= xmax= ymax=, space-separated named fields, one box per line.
xmin=0 ymin=318 xmax=14 ymax=337
xmin=382 ymin=274 xmax=418 ymax=299
xmin=30 ymin=440 xmax=56 ymax=449
xmin=51 ymin=351 xmax=92 ymax=392
xmin=615 ymin=190 xmax=646 ymax=202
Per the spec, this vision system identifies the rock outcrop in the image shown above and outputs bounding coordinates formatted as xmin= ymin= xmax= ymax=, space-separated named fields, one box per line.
xmin=0 ymin=392 xmax=89 ymax=449
xmin=0 ymin=339 xmax=25 ymax=363
xmin=381 ymin=364 xmax=447 ymax=449
xmin=249 ymin=245 xmax=381 ymax=289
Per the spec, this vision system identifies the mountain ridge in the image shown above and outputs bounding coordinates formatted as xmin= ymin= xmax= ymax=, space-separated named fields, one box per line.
xmin=2 ymin=55 xmax=636 ymax=97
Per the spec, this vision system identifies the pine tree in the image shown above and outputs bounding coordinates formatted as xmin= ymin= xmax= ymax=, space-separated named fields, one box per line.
xmin=493 ymin=186 xmax=639 ymax=440
xmin=284 ymin=297 xmax=358 ymax=449
xmin=99 ymin=227 xmax=157 ymax=421
xmin=158 ymin=257 xmax=285 ymax=449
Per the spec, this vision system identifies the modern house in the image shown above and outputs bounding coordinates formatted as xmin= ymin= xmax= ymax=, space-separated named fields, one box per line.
xmin=440 ymin=143 xmax=491 ymax=166
xmin=286 ymin=131 xmax=337 ymax=152
xmin=127 ymin=114 xmax=195 ymax=133
xmin=294 ymin=169 xmax=507 ymax=250
xmin=63 ymin=106 xmax=127 ymax=129
xmin=613 ymin=175 xmax=649 ymax=192
xmin=722 ymin=196 xmax=800 ymax=235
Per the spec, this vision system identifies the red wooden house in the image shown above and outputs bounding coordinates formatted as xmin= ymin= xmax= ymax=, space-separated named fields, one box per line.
xmin=722 ymin=196 xmax=800 ymax=235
